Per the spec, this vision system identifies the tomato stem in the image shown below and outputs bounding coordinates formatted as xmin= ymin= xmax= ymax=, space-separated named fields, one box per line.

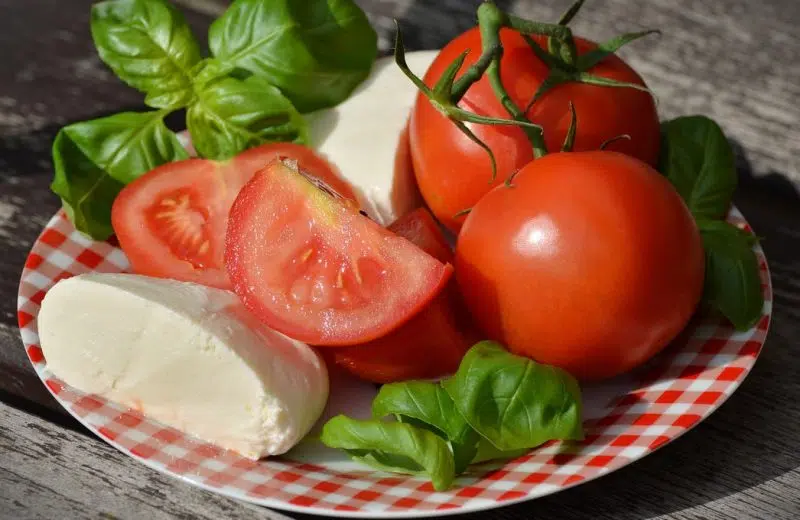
xmin=477 ymin=2 xmax=549 ymax=158
xmin=450 ymin=44 xmax=499 ymax=102
xmin=561 ymin=102 xmax=577 ymax=152
xmin=557 ymin=0 xmax=586 ymax=26
xmin=394 ymin=0 xmax=661 ymax=185
xmin=599 ymin=134 xmax=632 ymax=150
xmin=393 ymin=18 xmax=544 ymax=180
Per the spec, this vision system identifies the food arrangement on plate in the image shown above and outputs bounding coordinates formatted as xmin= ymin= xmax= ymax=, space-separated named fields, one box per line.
xmin=19 ymin=0 xmax=771 ymax=514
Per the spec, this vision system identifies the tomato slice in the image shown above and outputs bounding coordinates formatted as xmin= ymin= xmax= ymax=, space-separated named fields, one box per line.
xmin=225 ymin=161 xmax=453 ymax=346
xmin=112 ymin=143 xmax=356 ymax=290
xmin=332 ymin=208 xmax=477 ymax=383
xmin=231 ymin=142 xmax=359 ymax=206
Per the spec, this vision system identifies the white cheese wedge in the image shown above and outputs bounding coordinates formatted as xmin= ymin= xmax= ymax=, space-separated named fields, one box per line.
xmin=38 ymin=273 xmax=328 ymax=459
xmin=308 ymin=50 xmax=439 ymax=225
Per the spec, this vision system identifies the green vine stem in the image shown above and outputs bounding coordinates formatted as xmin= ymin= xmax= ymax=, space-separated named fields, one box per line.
xmin=477 ymin=3 xmax=549 ymax=158
xmin=393 ymin=0 xmax=661 ymax=181
xmin=393 ymin=22 xmax=543 ymax=181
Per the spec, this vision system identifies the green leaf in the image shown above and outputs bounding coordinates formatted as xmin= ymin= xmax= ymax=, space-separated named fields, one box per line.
xmin=187 ymin=74 xmax=308 ymax=160
xmin=50 ymin=111 xmax=188 ymax=240
xmin=320 ymin=415 xmax=456 ymax=491
xmin=471 ymin=438 xmax=528 ymax=464
xmin=91 ymin=0 xmax=201 ymax=109
xmin=577 ymin=30 xmax=660 ymax=71
xmin=209 ymin=0 xmax=378 ymax=113
xmin=372 ymin=382 xmax=479 ymax=474
xmin=698 ymin=219 xmax=764 ymax=330
xmin=442 ymin=341 xmax=583 ymax=452
xmin=659 ymin=116 xmax=737 ymax=220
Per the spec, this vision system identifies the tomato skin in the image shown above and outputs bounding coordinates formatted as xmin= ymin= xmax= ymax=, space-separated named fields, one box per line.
xmin=410 ymin=28 xmax=660 ymax=232
xmin=112 ymin=159 xmax=233 ymax=289
xmin=332 ymin=208 xmax=475 ymax=383
xmin=455 ymin=151 xmax=704 ymax=381
xmin=112 ymin=143 xmax=355 ymax=290
xmin=225 ymin=161 xmax=454 ymax=346
xmin=231 ymin=142 xmax=359 ymax=206
xmin=383 ymin=207 xmax=454 ymax=264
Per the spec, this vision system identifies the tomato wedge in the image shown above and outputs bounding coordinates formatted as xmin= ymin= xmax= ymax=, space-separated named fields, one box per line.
xmin=225 ymin=160 xmax=453 ymax=346
xmin=332 ymin=208 xmax=476 ymax=383
xmin=112 ymin=143 xmax=356 ymax=290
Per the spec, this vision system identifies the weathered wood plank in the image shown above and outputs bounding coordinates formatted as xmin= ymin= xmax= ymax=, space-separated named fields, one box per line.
xmin=0 ymin=400 xmax=295 ymax=520
xmin=1 ymin=0 xmax=799 ymax=519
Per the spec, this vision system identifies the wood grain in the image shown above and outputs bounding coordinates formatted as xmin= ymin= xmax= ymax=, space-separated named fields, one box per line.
xmin=0 ymin=399 xmax=294 ymax=520
xmin=0 ymin=0 xmax=798 ymax=519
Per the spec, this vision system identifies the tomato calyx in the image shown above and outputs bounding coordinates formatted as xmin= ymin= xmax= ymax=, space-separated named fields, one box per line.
xmin=481 ymin=0 xmax=660 ymax=112
xmin=394 ymin=0 xmax=660 ymax=180
xmin=393 ymin=23 xmax=545 ymax=182
xmin=599 ymin=134 xmax=633 ymax=151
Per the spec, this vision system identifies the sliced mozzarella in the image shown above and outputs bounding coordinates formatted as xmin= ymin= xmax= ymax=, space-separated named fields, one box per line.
xmin=308 ymin=50 xmax=438 ymax=225
xmin=38 ymin=273 xmax=328 ymax=459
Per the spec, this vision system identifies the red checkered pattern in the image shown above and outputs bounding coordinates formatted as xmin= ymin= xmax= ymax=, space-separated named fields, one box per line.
xmin=17 ymin=210 xmax=772 ymax=517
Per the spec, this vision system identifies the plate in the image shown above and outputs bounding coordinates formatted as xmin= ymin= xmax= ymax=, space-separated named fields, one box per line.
xmin=17 ymin=208 xmax=771 ymax=518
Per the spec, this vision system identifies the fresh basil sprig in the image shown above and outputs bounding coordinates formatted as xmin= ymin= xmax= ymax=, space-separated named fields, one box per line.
xmin=52 ymin=0 xmax=377 ymax=239
xmin=697 ymin=219 xmax=764 ymax=330
xmin=321 ymin=416 xmax=456 ymax=492
xmin=659 ymin=115 xmax=764 ymax=330
xmin=320 ymin=341 xmax=584 ymax=490
xmin=442 ymin=341 xmax=584 ymax=451
xmin=659 ymin=116 xmax=737 ymax=220
xmin=209 ymin=0 xmax=378 ymax=113
xmin=187 ymin=74 xmax=308 ymax=160
xmin=51 ymin=111 xmax=188 ymax=239
xmin=372 ymin=381 xmax=480 ymax=474
xmin=91 ymin=0 xmax=201 ymax=110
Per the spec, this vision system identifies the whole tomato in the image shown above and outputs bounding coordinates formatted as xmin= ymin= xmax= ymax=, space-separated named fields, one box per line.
xmin=409 ymin=28 xmax=660 ymax=232
xmin=455 ymin=151 xmax=704 ymax=381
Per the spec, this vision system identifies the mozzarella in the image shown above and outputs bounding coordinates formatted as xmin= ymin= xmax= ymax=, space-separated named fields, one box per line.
xmin=37 ymin=273 xmax=328 ymax=459
xmin=308 ymin=51 xmax=438 ymax=225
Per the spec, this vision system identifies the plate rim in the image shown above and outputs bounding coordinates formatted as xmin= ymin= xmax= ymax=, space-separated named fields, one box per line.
xmin=16 ymin=207 xmax=773 ymax=518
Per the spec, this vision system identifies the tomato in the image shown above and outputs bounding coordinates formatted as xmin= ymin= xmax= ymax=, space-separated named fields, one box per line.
xmin=234 ymin=143 xmax=359 ymax=205
xmin=332 ymin=208 xmax=476 ymax=383
xmin=410 ymin=28 xmax=660 ymax=232
xmin=225 ymin=160 xmax=454 ymax=346
xmin=112 ymin=143 xmax=356 ymax=290
xmin=455 ymin=151 xmax=704 ymax=381
xmin=382 ymin=207 xmax=454 ymax=264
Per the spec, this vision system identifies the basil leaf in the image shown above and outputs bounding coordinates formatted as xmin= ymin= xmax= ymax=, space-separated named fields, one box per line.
xmin=91 ymin=0 xmax=201 ymax=109
xmin=659 ymin=116 xmax=737 ymax=220
xmin=442 ymin=341 xmax=583 ymax=452
xmin=320 ymin=415 xmax=456 ymax=491
xmin=472 ymin=438 xmax=528 ymax=464
xmin=187 ymin=74 xmax=308 ymax=160
xmin=50 ymin=111 xmax=188 ymax=239
xmin=209 ymin=0 xmax=378 ymax=112
xmin=698 ymin=219 xmax=764 ymax=330
xmin=372 ymin=382 xmax=479 ymax=474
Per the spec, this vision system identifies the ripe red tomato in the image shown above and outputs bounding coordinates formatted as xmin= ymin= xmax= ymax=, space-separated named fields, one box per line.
xmin=225 ymin=160 xmax=453 ymax=346
xmin=111 ymin=143 xmax=356 ymax=290
xmin=410 ymin=28 xmax=660 ymax=232
xmin=332 ymin=208 xmax=476 ymax=383
xmin=455 ymin=151 xmax=704 ymax=381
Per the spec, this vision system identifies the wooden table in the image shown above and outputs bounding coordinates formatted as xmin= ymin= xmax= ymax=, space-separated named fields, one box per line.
xmin=1 ymin=0 xmax=798 ymax=518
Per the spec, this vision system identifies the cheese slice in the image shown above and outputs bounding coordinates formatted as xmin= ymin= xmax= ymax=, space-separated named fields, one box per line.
xmin=308 ymin=50 xmax=439 ymax=225
xmin=38 ymin=273 xmax=328 ymax=459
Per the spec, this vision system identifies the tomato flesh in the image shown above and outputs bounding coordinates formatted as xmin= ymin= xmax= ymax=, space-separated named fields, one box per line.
xmin=332 ymin=208 xmax=475 ymax=383
xmin=112 ymin=143 xmax=355 ymax=290
xmin=410 ymin=28 xmax=660 ymax=232
xmin=225 ymin=161 xmax=453 ymax=346
xmin=455 ymin=151 xmax=704 ymax=381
